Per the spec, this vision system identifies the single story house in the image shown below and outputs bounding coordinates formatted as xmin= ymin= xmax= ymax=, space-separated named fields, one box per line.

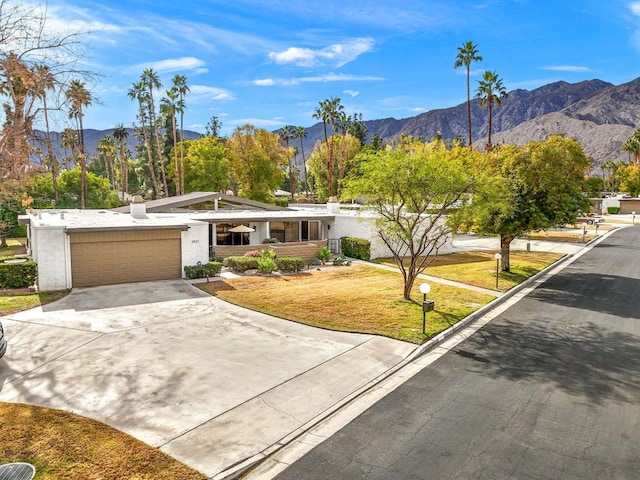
xmin=21 ymin=192 xmax=453 ymax=291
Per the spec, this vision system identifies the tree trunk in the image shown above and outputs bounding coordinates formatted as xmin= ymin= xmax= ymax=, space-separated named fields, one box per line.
xmin=487 ymin=101 xmax=493 ymax=152
xmin=466 ymin=66 xmax=472 ymax=150
xmin=500 ymin=234 xmax=514 ymax=272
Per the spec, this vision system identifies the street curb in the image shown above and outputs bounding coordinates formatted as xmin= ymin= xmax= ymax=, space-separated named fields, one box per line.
xmin=222 ymin=229 xmax=620 ymax=480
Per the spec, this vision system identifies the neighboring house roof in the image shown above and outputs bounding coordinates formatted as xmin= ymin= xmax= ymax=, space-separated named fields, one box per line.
xmin=112 ymin=192 xmax=291 ymax=214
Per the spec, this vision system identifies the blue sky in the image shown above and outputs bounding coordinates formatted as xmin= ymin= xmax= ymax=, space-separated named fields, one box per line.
xmin=33 ymin=0 xmax=640 ymax=135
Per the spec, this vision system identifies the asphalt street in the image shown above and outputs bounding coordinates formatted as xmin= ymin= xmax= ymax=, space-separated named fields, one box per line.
xmin=272 ymin=228 xmax=640 ymax=479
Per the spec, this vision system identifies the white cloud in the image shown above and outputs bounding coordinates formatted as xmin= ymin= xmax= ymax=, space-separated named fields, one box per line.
xmin=269 ymin=38 xmax=375 ymax=68
xmin=190 ymin=85 xmax=236 ymax=101
xmin=254 ymin=78 xmax=276 ymax=86
xmin=227 ymin=118 xmax=287 ymax=128
xmin=542 ymin=65 xmax=592 ymax=72
xmin=253 ymin=72 xmax=384 ymax=86
xmin=343 ymin=89 xmax=360 ymax=97
xmin=630 ymin=2 xmax=640 ymax=16
xmin=409 ymin=107 xmax=426 ymax=112
xmin=131 ymin=57 xmax=208 ymax=74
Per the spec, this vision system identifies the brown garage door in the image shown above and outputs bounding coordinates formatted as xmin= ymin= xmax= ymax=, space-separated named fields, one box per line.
xmin=70 ymin=230 xmax=182 ymax=287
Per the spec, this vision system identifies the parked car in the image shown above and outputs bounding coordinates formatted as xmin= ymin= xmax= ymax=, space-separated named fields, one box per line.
xmin=575 ymin=214 xmax=605 ymax=225
xmin=0 ymin=321 xmax=6 ymax=359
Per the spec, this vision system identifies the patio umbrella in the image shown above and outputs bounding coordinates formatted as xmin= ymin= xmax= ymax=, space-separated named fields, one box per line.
xmin=228 ymin=224 xmax=255 ymax=245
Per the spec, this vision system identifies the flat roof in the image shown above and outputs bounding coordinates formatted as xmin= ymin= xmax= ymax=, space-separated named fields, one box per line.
xmin=112 ymin=192 xmax=291 ymax=213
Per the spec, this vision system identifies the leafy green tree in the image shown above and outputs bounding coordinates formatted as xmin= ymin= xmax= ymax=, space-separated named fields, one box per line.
xmin=585 ymin=176 xmax=604 ymax=197
xmin=307 ymin=133 xmax=362 ymax=200
xmin=458 ymin=135 xmax=591 ymax=272
xmin=170 ymin=137 xmax=229 ymax=193
xmin=343 ymin=139 xmax=477 ymax=300
xmin=476 ymin=70 xmax=507 ymax=151
xmin=227 ymin=125 xmax=288 ymax=203
xmin=454 ymin=41 xmax=483 ymax=150
xmin=56 ymin=168 xmax=120 ymax=208
xmin=616 ymin=163 xmax=640 ymax=197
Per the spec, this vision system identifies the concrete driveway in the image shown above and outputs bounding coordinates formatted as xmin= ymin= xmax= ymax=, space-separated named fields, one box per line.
xmin=0 ymin=280 xmax=415 ymax=478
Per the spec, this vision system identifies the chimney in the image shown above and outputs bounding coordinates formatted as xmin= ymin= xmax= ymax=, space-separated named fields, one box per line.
xmin=130 ymin=195 xmax=147 ymax=219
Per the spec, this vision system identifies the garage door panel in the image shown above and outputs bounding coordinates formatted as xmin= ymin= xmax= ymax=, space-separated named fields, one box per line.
xmin=71 ymin=231 xmax=182 ymax=287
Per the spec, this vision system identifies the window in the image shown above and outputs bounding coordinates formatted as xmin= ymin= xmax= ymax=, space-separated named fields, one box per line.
xmin=301 ymin=220 xmax=321 ymax=241
xmin=269 ymin=221 xmax=300 ymax=243
xmin=215 ymin=223 xmax=250 ymax=245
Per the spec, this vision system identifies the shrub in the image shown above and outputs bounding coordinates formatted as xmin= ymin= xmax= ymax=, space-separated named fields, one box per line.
xmin=0 ymin=258 xmax=37 ymax=288
xmin=607 ymin=206 xmax=620 ymax=214
xmin=262 ymin=237 xmax=279 ymax=244
xmin=333 ymin=255 xmax=351 ymax=266
xmin=341 ymin=237 xmax=371 ymax=261
xmin=274 ymin=197 xmax=289 ymax=208
xmin=316 ymin=246 xmax=332 ymax=265
xmin=276 ymin=257 xmax=306 ymax=272
xmin=256 ymin=248 xmax=277 ymax=274
xmin=184 ymin=261 xmax=222 ymax=279
xmin=224 ymin=256 xmax=260 ymax=273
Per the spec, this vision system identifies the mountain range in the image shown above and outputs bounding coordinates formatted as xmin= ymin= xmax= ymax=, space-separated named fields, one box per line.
xmin=43 ymin=77 xmax=640 ymax=169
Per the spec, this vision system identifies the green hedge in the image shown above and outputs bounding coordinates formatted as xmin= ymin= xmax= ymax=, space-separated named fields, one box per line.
xmin=607 ymin=206 xmax=620 ymax=214
xmin=224 ymin=256 xmax=260 ymax=273
xmin=341 ymin=236 xmax=371 ymax=261
xmin=0 ymin=258 xmax=37 ymax=288
xmin=276 ymin=257 xmax=306 ymax=272
xmin=184 ymin=261 xmax=222 ymax=279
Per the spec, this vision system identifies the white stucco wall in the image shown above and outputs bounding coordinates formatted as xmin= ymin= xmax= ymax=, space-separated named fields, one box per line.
xmin=181 ymin=221 xmax=210 ymax=269
xmin=330 ymin=211 xmax=453 ymax=260
xmin=31 ymin=226 xmax=71 ymax=291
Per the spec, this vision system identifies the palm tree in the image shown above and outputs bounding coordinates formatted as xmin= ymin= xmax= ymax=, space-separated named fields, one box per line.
xmin=128 ymin=81 xmax=160 ymax=198
xmin=294 ymin=126 xmax=309 ymax=196
xmin=60 ymin=128 xmax=78 ymax=171
xmin=161 ymin=88 xmax=180 ymax=195
xmin=97 ymin=135 xmax=117 ymax=190
xmin=476 ymin=70 xmax=507 ymax=152
xmin=141 ymin=68 xmax=168 ymax=196
xmin=454 ymin=41 xmax=483 ymax=150
xmin=33 ymin=64 xmax=59 ymax=203
xmin=622 ymin=129 xmax=640 ymax=165
xmin=113 ymin=124 xmax=129 ymax=198
xmin=172 ymin=74 xmax=189 ymax=195
xmin=278 ymin=125 xmax=297 ymax=200
xmin=66 ymin=79 xmax=92 ymax=208
xmin=312 ymin=97 xmax=344 ymax=198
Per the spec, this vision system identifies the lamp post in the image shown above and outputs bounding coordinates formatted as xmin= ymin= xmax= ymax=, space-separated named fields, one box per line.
xmin=494 ymin=253 xmax=502 ymax=290
xmin=419 ymin=283 xmax=434 ymax=335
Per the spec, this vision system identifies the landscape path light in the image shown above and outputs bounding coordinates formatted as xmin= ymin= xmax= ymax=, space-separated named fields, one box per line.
xmin=419 ymin=282 xmax=434 ymax=335
xmin=494 ymin=253 xmax=502 ymax=290
xmin=633 ymin=211 xmax=636 ymax=225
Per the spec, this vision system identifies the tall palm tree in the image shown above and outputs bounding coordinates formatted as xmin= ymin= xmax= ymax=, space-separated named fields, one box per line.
xmin=294 ymin=126 xmax=309 ymax=196
xmin=161 ymin=88 xmax=180 ymax=195
xmin=128 ymin=81 xmax=160 ymax=198
xmin=33 ymin=64 xmax=59 ymax=203
xmin=172 ymin=74 xmax=189 ymax=195
xmin=141 ymin=68 xmax=168 ymax=196
xmin=476 ymin=70 xmax=507 ymax=152
xmin=113 ymin=124 xmax=129 ymax=198
xmin=279 ymin=125 xmax=297 ymax=200
xmin=454 ymin=41 xmax=483 ymax=150
xmin=97 ymin=135 xmax=117 ymax=190
xmin=60 ymin=128 xmax=78 ymax=171
xmin=66 ymin=79 xmax=92 ymax=208
xmin=313 ymin=97 xmax=344 ymax=198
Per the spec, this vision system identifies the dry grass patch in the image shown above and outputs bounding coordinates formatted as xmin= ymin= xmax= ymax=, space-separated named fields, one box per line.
xmin=0 ymin=290 xmax=68 ymax=316
xmin=0 ymin=403 xmax=206 ymax=480
xmin=0 ymin=238 xmax=27 ymax=258
xmin=376 ymin=251 xmax=563 ymax=292
xmin=198 ymin=264 xmax=493 ymax=344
